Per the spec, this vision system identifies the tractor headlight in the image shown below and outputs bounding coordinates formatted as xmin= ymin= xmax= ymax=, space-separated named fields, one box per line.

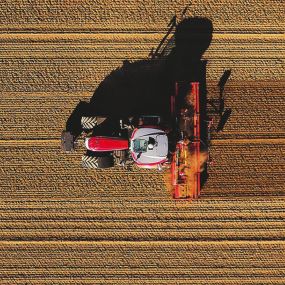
xmin=85 ymin=138 xmax=90 ymax=150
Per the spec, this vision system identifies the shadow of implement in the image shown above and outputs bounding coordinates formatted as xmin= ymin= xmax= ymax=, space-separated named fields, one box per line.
xmin=217 ymin=109 xmax=232 ymax=132
xmin=217 ymin=69 xmax=232 ymax=131
xmin=218 ymin=69 xmax=231 ymax=114
xmin=207 ymin=69 xmax=232 ymax=132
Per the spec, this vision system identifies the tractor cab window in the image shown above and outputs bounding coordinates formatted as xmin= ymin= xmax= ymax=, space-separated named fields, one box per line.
xmin=133 ymin=139 xmax=148 ymax=153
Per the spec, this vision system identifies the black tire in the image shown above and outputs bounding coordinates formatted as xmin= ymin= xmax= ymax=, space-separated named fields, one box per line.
xmin=81 ymin=116 xmax=106 ymax=130
xmin=82 ymin=155 xmax=114 ymax=169
xmin=81 ymin=117 xmax=97 ymax=129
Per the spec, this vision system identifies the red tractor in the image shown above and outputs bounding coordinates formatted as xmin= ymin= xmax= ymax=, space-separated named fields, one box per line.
xmin=82 ymin=115 xmax=169 ymax=170
xmin=62 ymin=114 xmax=170 ymax=169
xmin=61 ymin=81 xmax=212 ymax=200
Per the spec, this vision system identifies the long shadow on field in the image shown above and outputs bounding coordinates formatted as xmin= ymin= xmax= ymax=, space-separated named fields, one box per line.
xmin=66 ymin=16 xmax=213 ymax=134
xmin=65 ymin=15 xmax=232 ymax=188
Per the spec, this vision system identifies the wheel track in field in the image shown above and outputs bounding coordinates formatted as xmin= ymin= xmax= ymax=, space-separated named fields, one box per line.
xmin=0 ymin=0 xmax=284 ymax=33
xmin=0 ymin=241 xmax=285 ymax=284
xmin=1 ymin=139 xmax=283 ymax=241
xmin=0 ymin=82 xmax=284 ymax=139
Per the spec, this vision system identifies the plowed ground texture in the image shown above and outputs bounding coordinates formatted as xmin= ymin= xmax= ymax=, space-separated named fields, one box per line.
xmin=0 ymin=1 xmax=284 ymax=284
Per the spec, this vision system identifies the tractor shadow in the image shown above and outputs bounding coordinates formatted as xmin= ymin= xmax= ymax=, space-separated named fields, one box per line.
xmin=66 ymin=16 xmax=214 ymax=132
xmin=65 ymin=15 xmax=232 ymax=188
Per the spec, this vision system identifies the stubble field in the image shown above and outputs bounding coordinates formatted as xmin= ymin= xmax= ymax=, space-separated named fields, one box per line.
xmin=0 ymin=1 xmax=284 ymax=284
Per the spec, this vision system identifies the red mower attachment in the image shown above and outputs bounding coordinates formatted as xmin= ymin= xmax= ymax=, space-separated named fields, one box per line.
xmin=171 ymin=82 xmax=201 ymax=200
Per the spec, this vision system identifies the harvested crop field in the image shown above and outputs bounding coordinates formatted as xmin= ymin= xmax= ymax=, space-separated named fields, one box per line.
xmin=0 ymin=1 xmax=284 ymax=284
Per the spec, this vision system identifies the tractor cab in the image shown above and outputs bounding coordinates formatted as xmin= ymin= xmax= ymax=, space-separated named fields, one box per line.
xmin=130 ymin=127 xmax=168 ymax=169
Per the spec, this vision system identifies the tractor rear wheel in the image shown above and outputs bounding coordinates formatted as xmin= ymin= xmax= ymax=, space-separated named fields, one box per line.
xmin=81 ymin=116 xmax=106 ymax=130
xmin=82 ymin=154 xmax=114 ymax=169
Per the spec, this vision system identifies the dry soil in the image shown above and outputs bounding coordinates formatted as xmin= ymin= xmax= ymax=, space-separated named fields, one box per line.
xmin=0 ymin=1 xmax=284 ymax=284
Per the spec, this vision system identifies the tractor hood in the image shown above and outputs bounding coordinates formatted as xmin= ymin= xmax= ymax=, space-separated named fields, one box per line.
xmin=130 ymin=128 xmax=168 ymax=166
xmin=85 ymin=136 xmax=129 ymax=152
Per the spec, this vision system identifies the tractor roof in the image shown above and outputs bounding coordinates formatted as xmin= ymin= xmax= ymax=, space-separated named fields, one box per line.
xmin=130 ymin=128 xmax=168 ymax=166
